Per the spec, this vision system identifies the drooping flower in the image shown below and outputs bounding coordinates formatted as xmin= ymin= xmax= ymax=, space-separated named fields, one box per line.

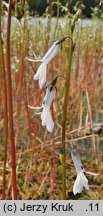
xmin=27 ymin=36 xmax=68 ymax=89
xmin=71 ymin=149 xmax=98 ymax=195
xmin=28 ymin=82 xmax=57 ymax=133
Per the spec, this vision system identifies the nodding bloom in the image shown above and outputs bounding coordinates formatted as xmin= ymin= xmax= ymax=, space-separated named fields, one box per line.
xmin=71 ymin=149 xmax=98 ymax=195
xmin=27 ymin=36 xmax=68 ymax=89
xmin=28 ymin=83 xmax=56 ymax=133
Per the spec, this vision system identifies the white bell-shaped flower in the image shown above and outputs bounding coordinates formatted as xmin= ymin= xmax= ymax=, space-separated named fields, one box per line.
xmin=71 ymin=149 xmax=98 ymax=195
xmin=27 ymin=37 xmax=68 ymax=89
xmin=41 ymin=41 xmax=61 ymax=64
xmin=34 ymin=62 xmax=47 ymax=89
xmin=40 ymin=107 xmax=54 ymax=133
xmin=28 ymin=85 xmax=56 ymax=133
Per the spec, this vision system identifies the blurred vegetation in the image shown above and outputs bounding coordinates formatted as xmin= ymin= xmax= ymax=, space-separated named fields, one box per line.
xmin=3 ymin=0 xmax=103 ymax=18
xmin=1 ymin=0 xmax=103 ymax=201
xmin=0 ymin=12 xmax=103 ymax=199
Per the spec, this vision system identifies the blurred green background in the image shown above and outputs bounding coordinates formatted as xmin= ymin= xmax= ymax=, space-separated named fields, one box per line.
xmin=3 ymin=0 xmax=103 ymax=18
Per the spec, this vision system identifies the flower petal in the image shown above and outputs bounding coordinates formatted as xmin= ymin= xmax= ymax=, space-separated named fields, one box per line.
xmin=26 ymin=57 xmax=41 ymax=62
xmin=41 ymin=41 xmax=60 ymax=63
xmin=41 ymin=108 xmax=54 ymax=133
xmin=43 ymin=86 xmax=56 ymax=108
xmin=35 ymin=111 xmax=43 ymax=115
xmin=80 ymin=171 xmax=89 ymax=190
xmin=28 ymin=105 xmax=42 ymax=110
xmin=84 ymin=170 xmax=99 ymax=176
xmin=73 ymin=171 xmax=89 ymax=195
xmin=33 ymin=62 xmax=47 ymax=89
xmin=71 ymin=149 xmax=83 ymax=174
xmin=73 ymin=174 xmax=83 ymax=195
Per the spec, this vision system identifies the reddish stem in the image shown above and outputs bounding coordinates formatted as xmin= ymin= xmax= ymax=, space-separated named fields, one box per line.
xmin=0 ymin=0 xmax=8 ymax=200
xmin=6 ymin=0 xmax=17 ymax=199
xmin=23 ymin=73 xmax=33 ymax=148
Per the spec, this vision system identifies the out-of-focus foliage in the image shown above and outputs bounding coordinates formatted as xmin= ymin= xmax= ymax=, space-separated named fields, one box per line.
xmin=28 ymin=0 xmax=48 ymax=16
xmin=1 ymin=0 xmax=103 ymax=201
xmin=14 ymin=1 xmax=24 ymax=21
xmin=82 ymin=0 xmax=102 ymax=17
xmin=2 ymin=0 xmax=103 ymax=17
xmin=1 ymin=1 xmax=9 ymax=16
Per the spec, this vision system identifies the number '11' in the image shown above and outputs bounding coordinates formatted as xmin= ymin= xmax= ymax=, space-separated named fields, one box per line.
xmin=89 ymin=203 xmax=99 ymax=211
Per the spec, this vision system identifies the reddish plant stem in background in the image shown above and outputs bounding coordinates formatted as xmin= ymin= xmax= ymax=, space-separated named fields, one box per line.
xmin=86 ymin=90 xmax=97 ymax=164
xmin=23 ymin=2 xmax=33 ymax=148
xmin=50 ymin=138 xmax=57 ymax=199
xmin=0 ymin=0 xmax=8 ymax=200
xmin=44 ymin=0 xmax=57 ymax=198
xmin=45 ymin=0 xmax=52 ymax=52
xmin=15 ymin=23 xmax=23 ymax=147
xmin=23 ymin=73 xmax=33 ymax=148
xmin=53 ymin=0 xmax=60 ymax=39
xmin=15 ymin=1 xmax=29 ymax=148
xmin=15 ymin=17 xmax=27 ymax=147
xmin=6 ymin=0 xmax=17 ymax=199
xmin=50 ymin=105 xmax=58 ymax=199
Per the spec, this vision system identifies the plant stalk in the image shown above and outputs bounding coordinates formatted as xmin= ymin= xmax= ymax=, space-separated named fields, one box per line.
xmin=6 ymin=0 xmax=17 ymax=199
xmin=0 ymin=0 xmax=8 ymax=200
xmin=61 ymin=10 xmax=81 ymax=199
xmin=61 ymin=37 xmax=73 ymax=200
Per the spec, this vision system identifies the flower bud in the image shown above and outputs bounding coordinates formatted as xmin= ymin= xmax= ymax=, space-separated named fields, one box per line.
xmin=71 ymin=9 xmax=81 ymax=33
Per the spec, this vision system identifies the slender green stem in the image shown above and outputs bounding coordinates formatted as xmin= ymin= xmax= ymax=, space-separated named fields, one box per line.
xmin=61 ymin=9 xmax=81 ymax=199
xmin=61 ymin=38 xmax=73 ymax=200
